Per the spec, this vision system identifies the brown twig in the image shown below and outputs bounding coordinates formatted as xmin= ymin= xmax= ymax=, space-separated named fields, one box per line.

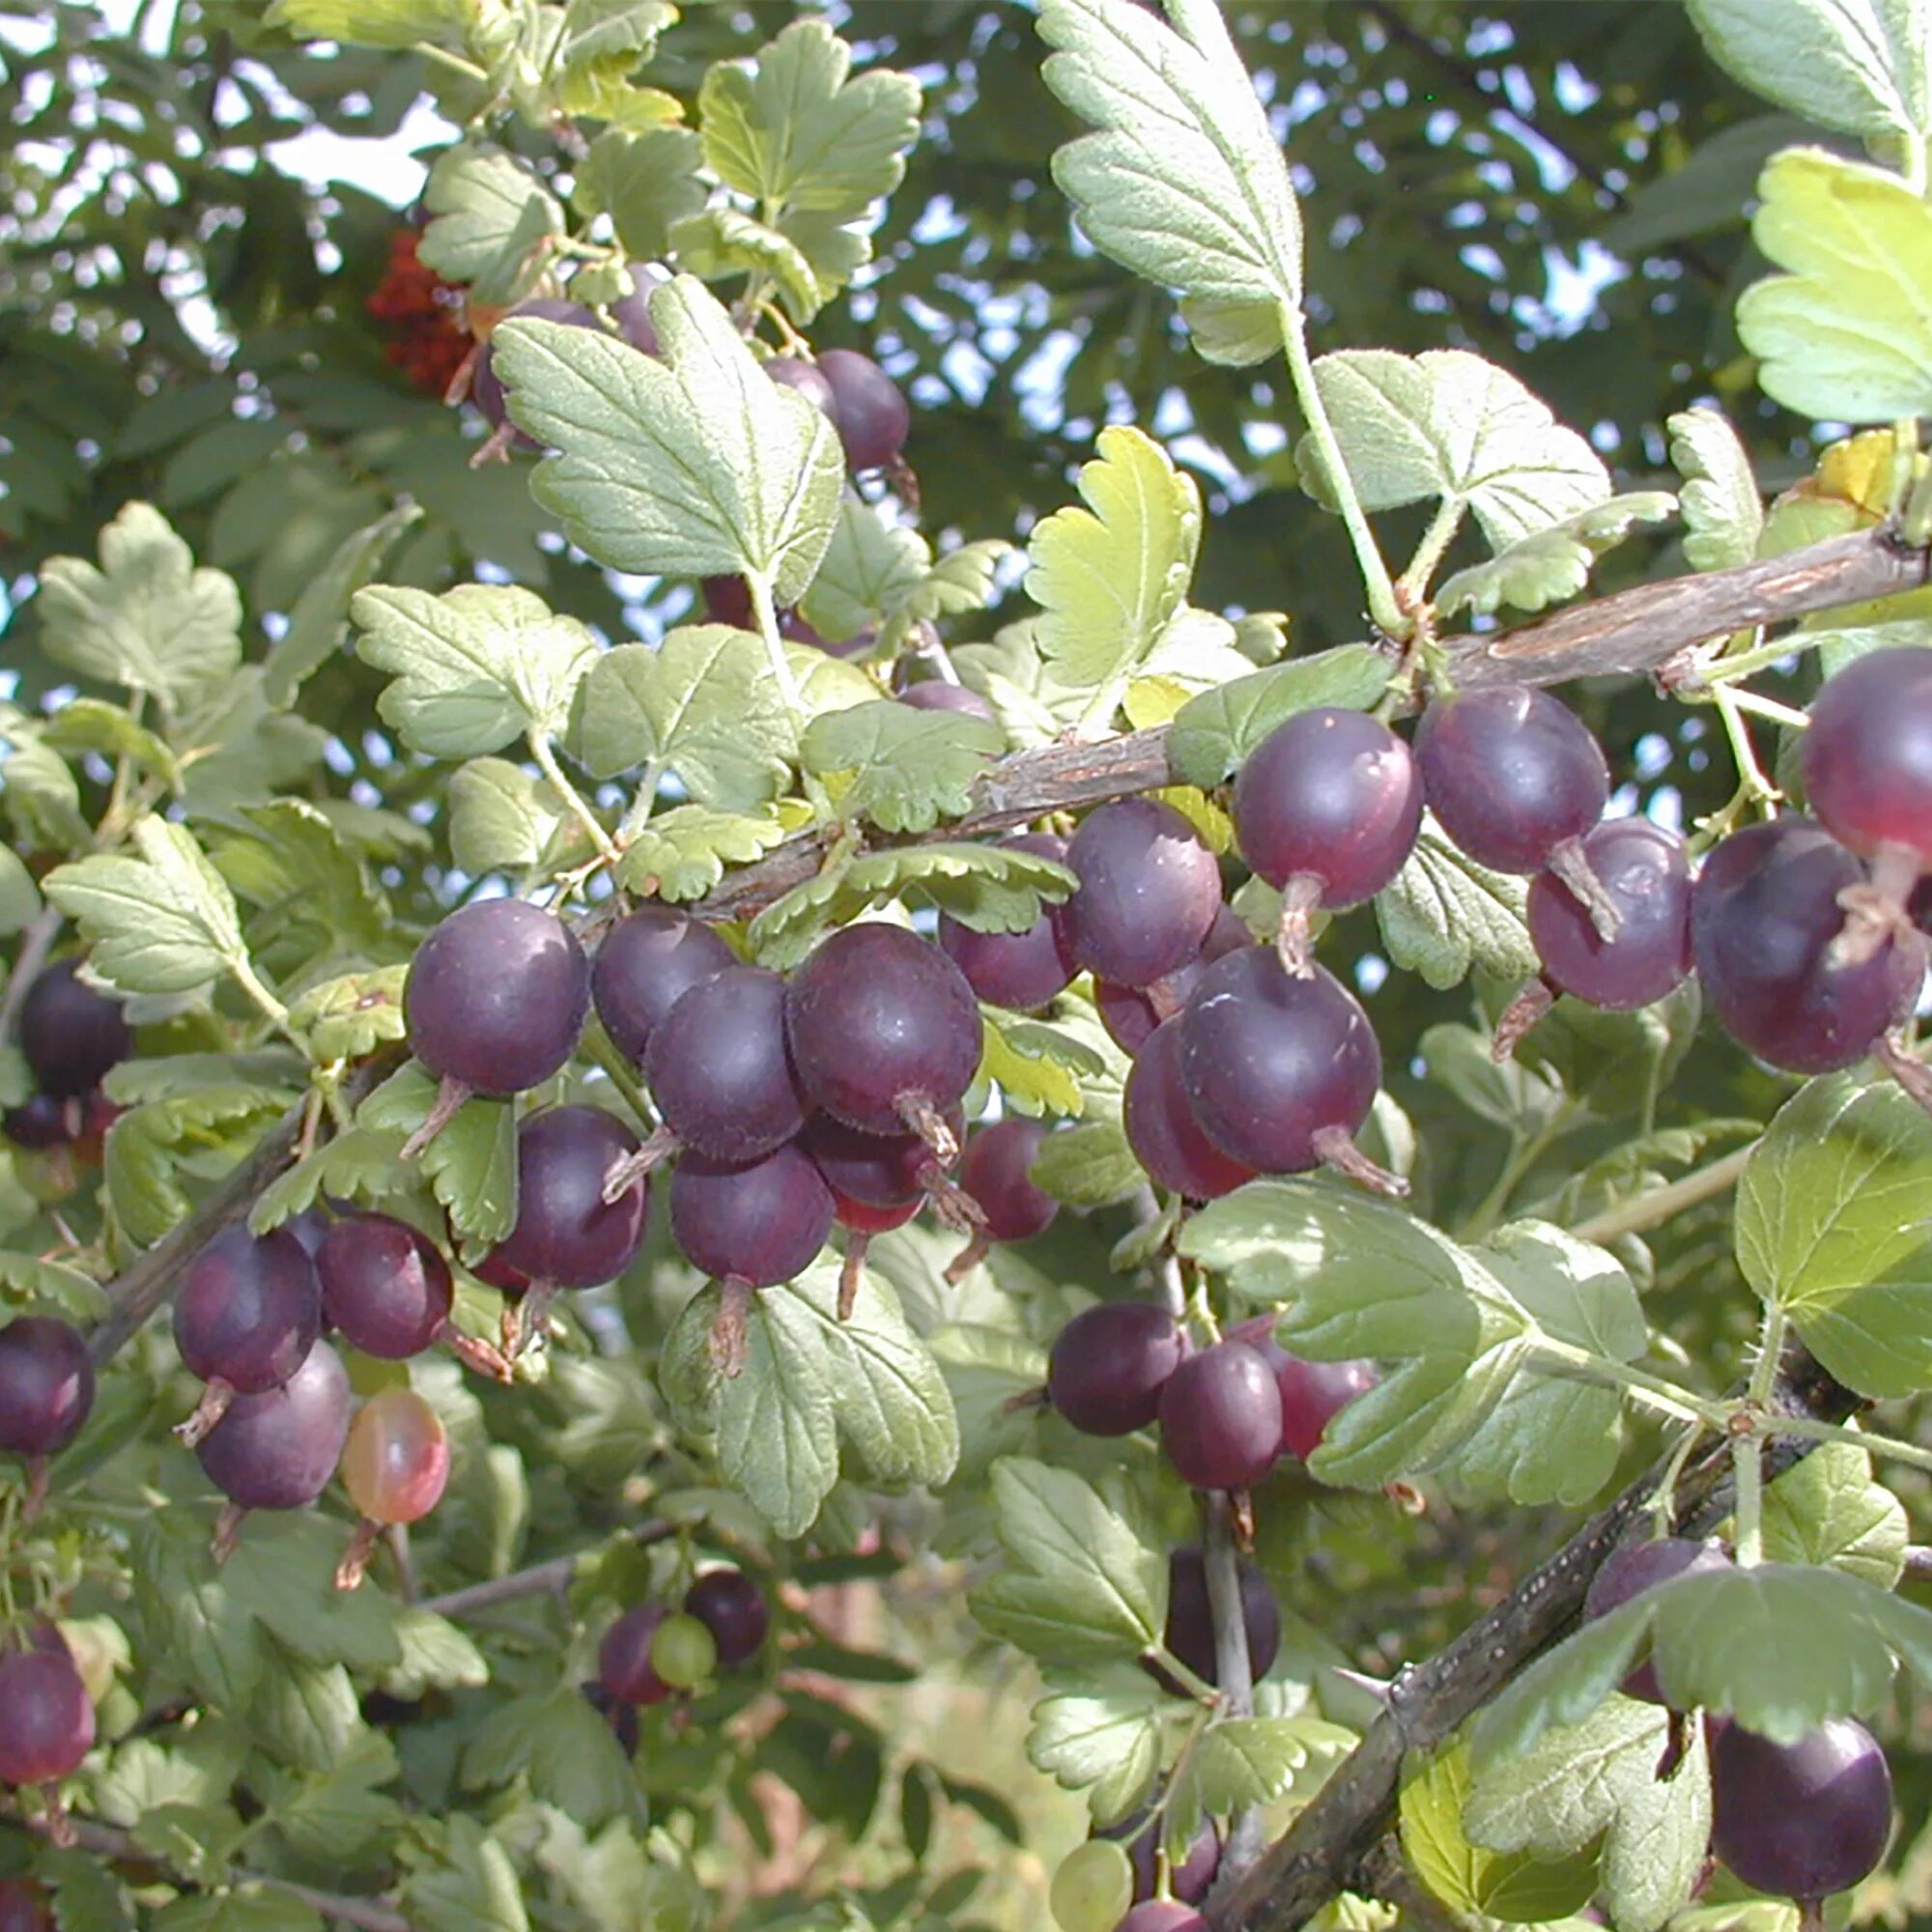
xmin=27 ymin=1811 xmax=412 ymax=1932
xmin=1208 ymin=1347 xmax=1861 ymax=1931
xmin=693 ymin=526 xmax=1930 ymax=923
xmin=1204 ymin=1491 xmax=1267 ymax=1889
xmin=417 ymin=1520 xmax=676 ymax=1620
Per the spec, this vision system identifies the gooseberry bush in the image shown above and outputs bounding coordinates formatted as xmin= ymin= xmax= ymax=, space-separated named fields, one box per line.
xmin=8 ymin=0 xmax=1932 ymax=1927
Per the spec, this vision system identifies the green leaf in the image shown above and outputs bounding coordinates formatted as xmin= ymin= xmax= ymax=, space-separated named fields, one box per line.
xmin=1738 ymin=147 xmax=1932 ymax=423
xmin=669 ymin=206 xmax=828 ymax=323
xmin=1464 ymin=1696 xmax=1711 ymax=1932
xmin=493 ymin=275 xmax=843 ymax=602
xmin=221 ymin=1513 xmax=406 ymax=1671
xmin=402 ymin=1815 xmax=530 ymax=1932
xmin=351 ymin=583 xmax=600 ymax=760
xmin=107 ymin=1084 xmax=292 ymax=1244
xmin=534 ymin=1810 xmax=707 ymax=1932
xmin=249 ymin=1644 xmax=364 ymax=1774
xmin=380 ymin=1609 xmax=490 ymax=1700
xmin=1027 ymin=1119 xmax=1143 ymax=1206
xmin=1026 ymin=1663 xmax=1165 ymax=1821
xmin=979 ymin=1013 xmax=1109 ymax=1124
xmin=1734 ymin=1072 xmax=1932 ymax=1397
xmin=700 ymin=19 xmax=922 ymax=215
xmin=970 ymin=1457 xmax=1165 ymax=1663
xmin=1435 ymin=493 xmax=1678 ymax=619
xmin=1166 ymin=1717 xmax=1355 ymax=1847
xmin=1166 ymin=643 xmax=1393 ymax=787
xmin=800 ymin=699 xmax=1006 ymax=834
xmin=266 ymin=0 xmax=468 ymax=49
xmin=262 ymin=503 xmax=422 ymax=711
xmin=0 ymin=1251 xmax=108 ymax=1321
xmin=718 ymin=1284 xmax=840 ymax=1538
xmin=417 ymin=143 xmax=562 ymax=307
xmin=557 ymin=0 xmax=675 ymax=70
xmin=248 ymin=1126 xmax=401 ymax=1236
xmin=1401 ymin=1736 xmax=1600 ymax=1925
xmin=154 ymin=1890 xmax=324 ymax=1932
xmin=41 ymin=697 xmax=182 ymax=792
xmin=1024 ymin=426 xmax=1201 ymax=728
xmin=1477 ymin=1562 xmax=1932 ymax=1762
xmin=574 ymin=126 xmax=708 ymax=260
xmin=1298 ymin=350 xmax=1610 ymax=550
xmin=1039 ymin=0 xmax=1303 ymax=308
xmin=1376 ymin=815 xmax=1538 ymax=991
xmin=464 ymin=1681 xmax=640 ymax=1830
xmin=795 ymin=1264 xmax=958 ymax=1487
xmin=572 ymin=628 xmax=792 ymax=807
xmin=1686 ymin=0 xmax=1932 ymax=144
xmin=616 ymin=804 xmax=790 ymax=902
xmin=0 ymin=845 xmax=41 ymax=937
xmin=800 ymin=497 xmax=1012 ymax=650
xmin=264 ymin=1732 xmax=404 ymax=1866
xmin=447 ymin=758 xmax=571 ymax=876
xmin=36 ymin=501 xmax=241 ymax=719
xmin=1762 ymin=1440 xmax=1908 ymax=1587
xmin=358 ymin=1065 xmax=517 ymax=1246
xmin=1669 ymin=407 xmax=1764 ymax=574
xmin=1443 ymin=1221 xmax=1646 ymax=1509
xmin=131 ymin=1512 xmax=265 ymax=1710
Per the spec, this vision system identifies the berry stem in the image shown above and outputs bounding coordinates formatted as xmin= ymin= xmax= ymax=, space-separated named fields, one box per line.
xmin=600 ymin=1123 xmax=679 ymax=1204
xmin=1568 ymin=1141 xmax=1755 ymax=1246
xmin=1544 ymin=835 xmax=1623 ymax=942
xmin=1310 ymin=1124 xmax=1408 ymax=1198
xmin=334 ymin=1517 xmax=384 ymax=1592
xmin=173 ymin=1378 xmax=235 ymax=1449
xmin=1276 ymin=299 xmax=1405 ymax=642
xmin=1711 ymin=683 xmax=1783 ymax=816
xmin=528 ymin=729 xmax=617 ymax=862
xmin=1203 ymin=1490 xmax=1267 ymax=1881
xmin=1399 ymin=493 xmax=1467 ymax=604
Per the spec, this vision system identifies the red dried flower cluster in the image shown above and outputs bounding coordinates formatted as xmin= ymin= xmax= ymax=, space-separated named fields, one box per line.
xmin=365 ymin=230 xmax=471 ymax=397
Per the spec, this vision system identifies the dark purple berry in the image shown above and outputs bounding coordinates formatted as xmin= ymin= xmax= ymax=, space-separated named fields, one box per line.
xmin=815 ymin=349 xmax=909 ymax=471
xmin=1804 ymin=646 xmax=1932 ymax=863
xmin=684 ymin=1568 xmax=769 ymax=1666
xmin=0 ymin=1635 xmax=93 ymax=1788
xmin=1163 ymin=1545 xmax=1281 ymax=1687
xmin=1583 ymin=1536 xmax=1733 ymax=1704
xmin=938 ymin=833 xmax=1077 ymax=1012
xmin=957 ymin=1119 xmax=1057 ymax=1243
xmin=1229 ymin=1317 xmax=1376 ymax=1463
xmin=1123 ymin=1016 xmax=1255 ymax=1203
xmin=1711 ymin=1717 xmax=1891 ymax=1904
xmin=591 ymin=906 xmax=734 ymax=1065
xmin=175 ymin=1226 xmax=322 ymax=1396
xmin=496 ymin=1106 xmax=649 ymax=1288
xmin=1158 ymin=1341 xmax=1284 ymax=1491
xmin=1527 ymin=817 xmax=1692 ymax=1009
xmin=0 ymin=1318 xmax=94 ymax=1459
xmin=898 ymin=681 xmax=997 ymax=722
xmin=1047 ymin=1302 xmax=1186 ymax=1436
xmin=1065 ymin=799 xmax=1223 ymax=991
xmin=3 ymin=1095 xmax=70 ymax=1151
xmin=317 ymin=1213 xmax=454 ymax=1359
xmin=404 ymin=898 xmax=589 ymax=1096
xmin=195 ymin=1340 xmax=352 ymax=1514
xmin=598 ymin=1605 xmax=671 ymax=1707
xmin=765 ymin=355 xmax=838 ymax=418
xmin=668 ymin=1145 xmax=834 ymax=1288
xmin=1095 ymin=904 xmax=1250 ymax=1056
xmin=18 ymin=959 xmax=130 ymax=1099
xmin=645 ymin=966 xmax=807 ymax=1162
xmin=801 ymin=1110 xmax=958 ymax=1210
xmin=1416 ymin=686 xmax=1610 ymax=873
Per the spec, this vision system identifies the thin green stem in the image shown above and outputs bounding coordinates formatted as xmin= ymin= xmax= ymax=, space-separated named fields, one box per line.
xmin=1278 ymin=299 xmax=1404 ymax=639
xmin=1765 ymin=1413 xmax=1932 ymax=1477
xmin=1732 ymin=1430 xmax=1765 ymax=1567
xmin=1646 ymin=1421 xmax=1711 ymax=1533
xmin=1715 ymin=685 xmax=1809 ymax=732
xmin=1529 ymin=1336 xmax=1729 ymax=1429
xmin=1747 ymin=1305 xmax=1788 ymax=1409
xmin=617 ymin=755 xmax=667 ymax=844
xmin=529 ymin=731 xmax=617 ymax=861
xmin=229 ymin=954 xmax=291 ymax=1033
xmin=1459 ymin=1105 xmax=1575 ymax=1243
xmin=1399 ymin=494 xmax=1467 ymax=604
xmin=1143 ymin=1645 xmax=1220 ymax=1708
xmin=1704 ymin=635 xmax=1808 ymax=684
xmin=581 ymin=1016 xmax=658 ymax=1136
xmin=412 ymin=41 xmax=488 ymax=82
xmin=747 ymin=571 xmax=831 ymax=815
xmin=1713 ymin=686 xmax=1782 ymax=813
xmin=1570 ymin=1142 xmax=1756 ymax=1245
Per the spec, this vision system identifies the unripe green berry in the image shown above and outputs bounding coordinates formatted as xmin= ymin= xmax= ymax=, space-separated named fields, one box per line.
xmin=1050 ymin=1837 xmax=1134 ymax=1932
xmin=649 ymin=1611 xmax=718 ymax=1690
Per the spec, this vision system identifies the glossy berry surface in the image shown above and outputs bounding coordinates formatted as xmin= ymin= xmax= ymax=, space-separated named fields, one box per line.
xmin=174 ymin=1224 xmax=322 ymax=1395
xmin=1164 ymin=1545 xmax=1282 ymax=1688
xmin=1123 ymin=1015 xmax=1255 ymax=1203
xmin=649 ymin=1612 xmax=718 ymax=1690
xmin=0 ymin=1638 xmax=94 ymax=1787
xmin=764 ymin=354 xmax=838 ymax=418
xmin=1803 ymin=645 xmax=1932 ymax=862
xmin=801 ymin=1109 xmax=957 ymax=1210
xmin=938 ymin=834 xmax=1076 ymax=1011
xmin=1233 ymin=706 xmax=1423 ymax=904
xmin=496 ymin=1106 xmax=649 ymax=1288
xmin=1115 ymin=1903 xmax=1206 ymax=1932
xmin=1583 ymin=1535 xmax=1733 ymax=1703
xmin=591 ymin=905 xmax=733 ymax=1065
xmin=1416 ymin=686 xmax=1610 ymax=873
xmin=195 ymin=1340 xmax=352 ymax=1513
xmin=3 ymin=1095 xmax=70 ymax=1151
xmin=1065 ymin=798 xmax=1222 ymax=991
xmin=1527 ymin=817 xmax=1693 ymax=1009
xmin=1711 ymin=1717 xmax=1891 ymax=1903
xmin=1178 ymin=949 xmax=1381 ymax=1174
xmin=958 ymin=1118 xmax=1057 ymax=1243
xmin=598 ymin=1605 xmax=672 ymax=1706
xmin=785 ymin=923 xmax=983 ymax=1136
xmin=646 ymin=965 xmax=806 ymax=1162
xmin=404 ymin=898 xmax=589 ymax=1096
xmin=1229 ymin=1317 xmax=1375 ymax=1463
xmin=815 ymin=348 xmax=909 ymax=470
xmin=1158 ymin=1340 xmax=1285 ymax=1491
xmin=669 ymin=1144 xmax=834 ymax=1288
xmin=0 ymin=1317 xmax=94 ymax=1458
xmin=1691 ymin=817 xmax=1918 ymax=1073
xmin=1095 ymin=903 xmax=1250 ymax=1056
xmin=1046 ymin=1301 xmax=1186 ymax=1436
xmin=317 ymin=1213 xmax=453 ymax=1359
xmin=1050 ymin=1838 xmax=1133 ymax=1932
xmin=684 ymin=1568 xmax=769 ymax=1666
xmin=18 ymin=958 xmax=131 ymax=1099
xmin=897 ymin=679 xmax=998 ymax=722
xmin=340 ymin=1387 xmax=450 ymax=1526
